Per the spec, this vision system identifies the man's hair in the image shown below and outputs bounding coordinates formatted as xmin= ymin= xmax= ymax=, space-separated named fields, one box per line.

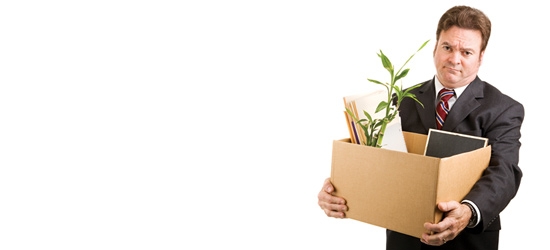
xmin=436 ymin=5 xmax=492 ymax=52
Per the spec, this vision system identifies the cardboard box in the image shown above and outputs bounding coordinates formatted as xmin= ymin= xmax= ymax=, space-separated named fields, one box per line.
xmin=330 ymin=131 xmax=491 ymax=238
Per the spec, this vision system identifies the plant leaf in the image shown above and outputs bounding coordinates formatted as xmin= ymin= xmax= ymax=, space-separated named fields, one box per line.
xmin=375 ymin=101 xmax=388 ymax=113
xmin=367 ymin=78 xmax=387 ymax=87
xmin=363 ymin=110 xmax=373 ymax=122
xmin=396 ymin=39 xmax=430 ymax=77
xmin=391 ymin=84 xmax=401 ymax=94
xmin=410 ymin=96 xmax=425 ymax=108
xmin=395 ymin=68 xmax=410 ymax=82
xmin=417 ymin=39 xmax=430 ymax=52
xmin=378 ymin=50 xmax=393 ymax=73
xmin=392 ymin=88 xmax=403 ymax=103
xmin=403 ymin=82 xmax=423 ymax=93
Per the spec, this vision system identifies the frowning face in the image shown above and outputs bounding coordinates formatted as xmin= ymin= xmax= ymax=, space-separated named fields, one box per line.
xmin=433 ymin=26 xmax=484 ymax=89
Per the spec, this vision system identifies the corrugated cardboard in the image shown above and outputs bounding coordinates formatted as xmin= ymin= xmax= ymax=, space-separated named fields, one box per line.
xmin=330 ymin=131 xmax=491 ymax=238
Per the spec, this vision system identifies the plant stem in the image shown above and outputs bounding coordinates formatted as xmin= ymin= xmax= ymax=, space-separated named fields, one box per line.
xmin=376 ymin=118 xmax=389 ymax=147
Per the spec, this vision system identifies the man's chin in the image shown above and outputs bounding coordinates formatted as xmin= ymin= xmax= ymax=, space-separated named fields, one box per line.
xmin=440 ymin=76 xmax=459 ymax=85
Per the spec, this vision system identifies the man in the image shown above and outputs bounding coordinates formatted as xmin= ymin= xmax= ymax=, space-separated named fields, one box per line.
xmin=317 ymin=5 xmax=524 ymax=250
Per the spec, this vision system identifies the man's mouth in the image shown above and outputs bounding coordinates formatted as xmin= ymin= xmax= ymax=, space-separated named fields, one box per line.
xmin=445 ymin=67 xmax=460 ymax=73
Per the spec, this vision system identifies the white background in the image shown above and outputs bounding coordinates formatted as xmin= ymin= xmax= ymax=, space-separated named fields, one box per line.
xmin=1 ymin=0 xmax=545 ymax=249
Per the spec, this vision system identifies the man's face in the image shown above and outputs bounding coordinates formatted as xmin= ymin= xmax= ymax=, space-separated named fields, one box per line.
xmin=433 ymin=26 xmax=484 ymax=89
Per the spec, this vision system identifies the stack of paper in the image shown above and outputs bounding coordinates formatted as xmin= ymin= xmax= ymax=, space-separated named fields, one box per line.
xmin=343 ymin=90 xmax=407 ymax=152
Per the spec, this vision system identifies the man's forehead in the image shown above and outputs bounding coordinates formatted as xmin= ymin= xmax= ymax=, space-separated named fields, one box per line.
xmin=438 ymin=28 xmax=482 ymax=50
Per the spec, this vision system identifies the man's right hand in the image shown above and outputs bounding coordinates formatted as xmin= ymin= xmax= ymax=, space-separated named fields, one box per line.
xmin=317 ymin=178 xmax=348 ymax=218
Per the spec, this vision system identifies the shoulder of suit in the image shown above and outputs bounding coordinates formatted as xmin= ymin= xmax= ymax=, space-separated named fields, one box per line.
xmin=475 ymin=79 xmax=523 ymax=107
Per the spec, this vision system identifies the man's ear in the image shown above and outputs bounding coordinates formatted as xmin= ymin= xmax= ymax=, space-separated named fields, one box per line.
xmin=479 ymin=51 xmax=485 ymax=66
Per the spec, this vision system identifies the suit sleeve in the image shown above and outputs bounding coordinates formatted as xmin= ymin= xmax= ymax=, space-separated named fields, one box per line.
xmin=464 ymin=100 xmax=524 ymax=233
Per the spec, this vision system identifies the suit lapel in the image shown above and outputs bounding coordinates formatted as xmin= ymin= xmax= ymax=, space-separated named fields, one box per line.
xmin=443 ymin=77 xmax=484 ymax=131
xmin=415 ymin=79 xmax=437 ymax=131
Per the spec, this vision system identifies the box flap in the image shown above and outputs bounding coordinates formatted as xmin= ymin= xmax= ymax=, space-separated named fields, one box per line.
xmin=403 ymin=131 xmax=427 ymax=155
xmin=435 ymin=145 xmax=492 ymax=221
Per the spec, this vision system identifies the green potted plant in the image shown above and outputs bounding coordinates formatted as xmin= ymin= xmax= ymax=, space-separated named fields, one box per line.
xmin=346 ymin=40 xmax=429 ymax=148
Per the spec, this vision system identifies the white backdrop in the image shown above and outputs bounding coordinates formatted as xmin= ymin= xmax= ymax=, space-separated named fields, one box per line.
xmin=1 ymin=1 xmax=545 ymax=249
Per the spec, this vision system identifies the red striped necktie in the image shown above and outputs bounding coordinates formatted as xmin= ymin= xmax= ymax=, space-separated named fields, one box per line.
xmin=436 ymin=88 xmax=455 ymax=129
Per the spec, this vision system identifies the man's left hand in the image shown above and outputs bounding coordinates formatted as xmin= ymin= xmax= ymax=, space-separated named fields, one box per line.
xmin=420 ymin=201 xmax=472 ymax=246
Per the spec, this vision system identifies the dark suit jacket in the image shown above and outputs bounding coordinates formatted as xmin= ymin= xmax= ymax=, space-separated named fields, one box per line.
xmin=387 ymin=76 xmax=524 ymax=250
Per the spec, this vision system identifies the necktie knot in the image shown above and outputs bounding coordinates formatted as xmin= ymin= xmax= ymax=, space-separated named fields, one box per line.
xmin=436 ymin=88 xmax=454 ymax=129
xmin=438 ymin=88 xmax=454 ymax=102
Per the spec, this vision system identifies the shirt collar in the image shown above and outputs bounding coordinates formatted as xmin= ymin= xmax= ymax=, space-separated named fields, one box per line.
xmin=434 ymin=76 xmax=469 ymax=99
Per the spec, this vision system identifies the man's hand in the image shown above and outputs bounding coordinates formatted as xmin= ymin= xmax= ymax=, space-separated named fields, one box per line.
xmin=420 ymin=201 xmax=472 ymax=246
xmin=317 ymin=178 xmax=348 ymax=218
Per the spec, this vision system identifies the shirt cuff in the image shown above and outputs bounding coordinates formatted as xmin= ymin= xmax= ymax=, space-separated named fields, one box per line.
xmin=461 ymin=200 xmax=481 ymax=227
